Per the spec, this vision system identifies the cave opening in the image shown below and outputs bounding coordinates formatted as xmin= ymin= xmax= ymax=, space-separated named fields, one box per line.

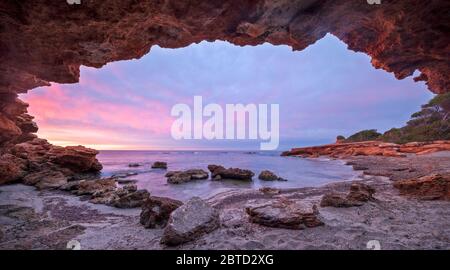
xmin=19 ymin=34 xmax=432 ymax=151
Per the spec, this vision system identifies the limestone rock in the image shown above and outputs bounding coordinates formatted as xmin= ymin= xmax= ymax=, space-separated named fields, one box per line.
xmin=161 ymin=197 xmax=220 ymax=246
xmin=246 ymin=198 xmax=324 ymax=229
xmin=140 ymin=196 xmax=183 ymax=228
xmin=165 ymin=169 xmax=208 ymax=184
xmin=74 ymin=178 xmax=116 ymax=196
xmin=393 ymin=173 xmax=450 ymax=200
xmin=49 ymin=145 xmax=103 ymax=172
xmin=110 ymin=189 xmax=150 ymax=208
xmin=320 ymin=183 xmax=376 ymax=207
xmin=258 ymin=170 xmax=286 ymax=181
xmin=0 ymin=154 xmax=27 ymax=185
xmin=282 ymin=141 xmax=450 ymax=158
xmin=208 ymin=165 xmax=254 ymax=181
xmin=151 ymin=161 xmax=167 ymax=169
xmin=23 ymin=170 xmax=68 ymax=190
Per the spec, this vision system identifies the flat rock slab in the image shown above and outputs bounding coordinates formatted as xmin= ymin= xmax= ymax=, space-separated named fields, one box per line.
xmin=245 ymin=198 xmax=324 ymax=230
xmin=165 ymin=169 xmax=209 ymax=184
xmin=320 ymin=183 xmax=376 ymax=208
xmin=208 ymin=164 xmax=254 ymax=181
xmin=393 ymin=173 xmax=450 ymax=200
xmin=161 ymin=197 xmax=219 ymax=246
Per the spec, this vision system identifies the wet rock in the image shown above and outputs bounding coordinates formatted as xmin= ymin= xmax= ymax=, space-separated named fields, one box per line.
xmin=393 ymin=173 xmax=450 ymax=200
xmin=128 ymin=163 xmax=141 ymax=167
xmin=140 ymin=196 xmax=183 ymax=228
xmin=161 ymin=197 xmax=220 ymax=246
xmin=151 ymin=161 xmax=167 ymax=169
xmin=246 ymin=198 xmax=324 ymax=229
xmin=111 ymin=172 xmax=138 ymax=178
xmin=258 ymin=170 xmax=286 ymax=181
xmin=320 ymin=183 xmax=376 ymax=207
xmin=208 ymin=164 xmax=254 ymax=181
xmin=165 ymin=169 xmax=209 ymax=184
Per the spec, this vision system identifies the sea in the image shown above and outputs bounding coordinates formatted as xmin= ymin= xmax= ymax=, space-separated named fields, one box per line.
xmin=97 ymin=150 xmax=359 ymax=201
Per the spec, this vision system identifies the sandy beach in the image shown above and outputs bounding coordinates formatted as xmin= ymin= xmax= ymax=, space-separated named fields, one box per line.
xmin=1 ymin=152 xmax=449 ymax=250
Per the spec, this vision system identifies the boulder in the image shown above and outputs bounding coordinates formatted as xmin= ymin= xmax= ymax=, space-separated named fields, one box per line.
xmin=165 ymin=169 xmax=208 ymax=184
xmin=23 ymin=170 xmax=68 ymax=190
xmin=161 ymin=197 xmax=220 ymax=245
xmin=258 ymin=170 xmax=286 ymax=181
xmin=128 ymin=163 xmax=141 ymax=167
xmin=320 ymin=193 xmax=363 ymax=207
xmin=140 ymin=196 xmax=183 ymax=228
xmin=347 ymin=183 xmax=376 ymax=202
xmin=320 ymin=183 xmax=376 ymax=207
xmin=151 ymin=161 xmax=167 ymax=169
xmin=393 ymin=173 xmax=450 ymax=200
xmin=246 ymin=198 xmax=324 ymax=229
xmin=49 ymin=145 xmax=103 ymax=172
xmin=208 ymin=164 xmax=254 ymax=181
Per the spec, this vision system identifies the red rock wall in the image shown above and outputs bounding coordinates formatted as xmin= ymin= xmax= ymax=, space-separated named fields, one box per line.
xmin=0 ymin=0 xmax=448 ymax=183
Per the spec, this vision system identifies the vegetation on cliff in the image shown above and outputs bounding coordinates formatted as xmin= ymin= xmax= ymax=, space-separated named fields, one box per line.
xmin=341 ymin=93 xmax=450 ymax=144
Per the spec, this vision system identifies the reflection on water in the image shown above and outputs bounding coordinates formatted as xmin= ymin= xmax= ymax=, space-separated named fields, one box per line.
xmin=97 ymin=150 xmax=359 ymax=201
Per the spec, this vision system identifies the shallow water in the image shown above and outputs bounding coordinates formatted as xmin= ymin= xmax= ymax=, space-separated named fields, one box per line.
xmin=97 ymin=151 xmax=359 ymax=201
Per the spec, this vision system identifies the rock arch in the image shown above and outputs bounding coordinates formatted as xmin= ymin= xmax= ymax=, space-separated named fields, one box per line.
xmin=0 ymin=0 xmax=448 ymax=183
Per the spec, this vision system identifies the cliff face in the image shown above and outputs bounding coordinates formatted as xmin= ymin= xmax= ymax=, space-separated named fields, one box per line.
xmin=0 ymin=0 xmax=448 ymax=183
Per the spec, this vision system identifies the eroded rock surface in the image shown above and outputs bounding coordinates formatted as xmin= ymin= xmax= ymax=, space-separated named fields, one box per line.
xmin=320 ymin=183 xmax=376 ymax=207
xmin=161 ymin=197 xmax=220 ymax=246
xmin=208 ymin=165 xmax=254 ymax=181
xmin=282 ymin=141 xmax=450 ymax=158
xmin=246 ymin=198 xmax=324 ymax=229
xmin=140 ymin=196 xmax=183 ymax=229
xmin=151 ymin=161 xmax=167 ymax=169
xmin=165 ymin=169 xmax=209 ymax=184
xmin=393 ymin=173 xmax=450 ymax=201
xmin=0 ymin=138 xmax=102 ymax=187
xmin=258 ymin=170 xmax=286 ymax=181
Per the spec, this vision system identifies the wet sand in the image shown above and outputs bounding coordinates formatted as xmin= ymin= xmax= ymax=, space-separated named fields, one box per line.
xmin=0 ymin=152 xmax=449 ymax=250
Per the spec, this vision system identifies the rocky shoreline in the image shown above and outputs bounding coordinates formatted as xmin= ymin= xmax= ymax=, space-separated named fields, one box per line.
xmin=0 ymin=151 xmax=449 ymax=250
